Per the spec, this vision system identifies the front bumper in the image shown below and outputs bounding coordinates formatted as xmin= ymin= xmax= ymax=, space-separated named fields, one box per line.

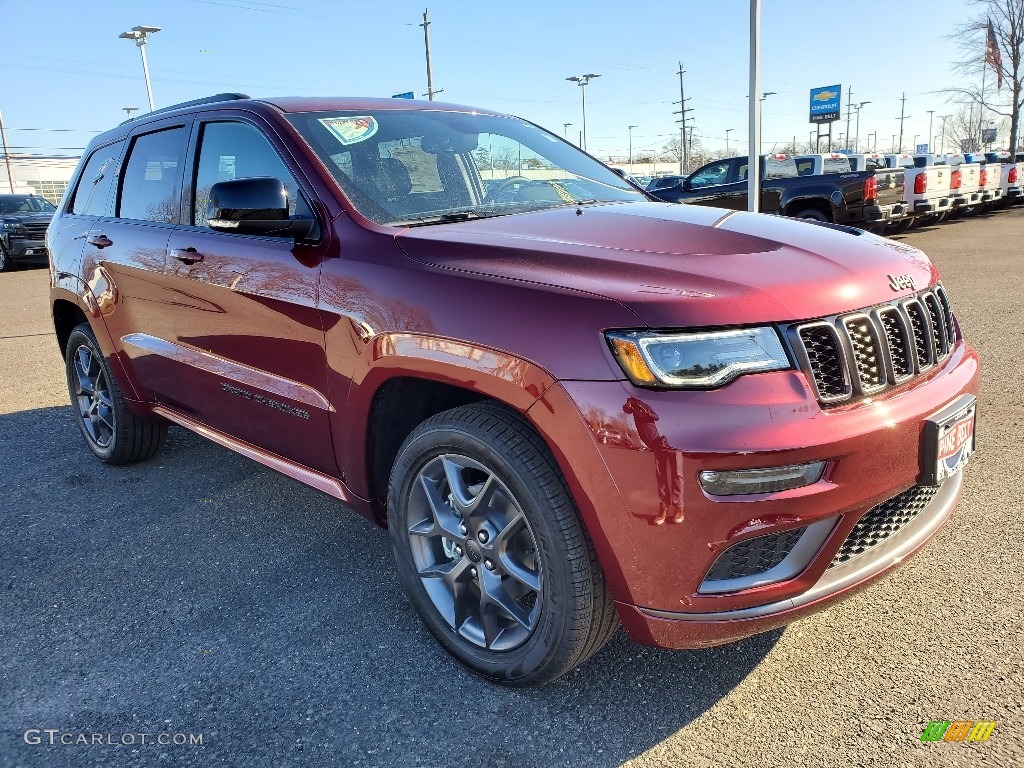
xmin=3 ymin=237 xmax=48 ymax=260
xmin=527 ymin=339 xmax=980 ymax=649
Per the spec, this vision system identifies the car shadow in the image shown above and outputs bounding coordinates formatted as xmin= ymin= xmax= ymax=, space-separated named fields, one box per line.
xmin=1 ymin=406 xmax=782 ymax=768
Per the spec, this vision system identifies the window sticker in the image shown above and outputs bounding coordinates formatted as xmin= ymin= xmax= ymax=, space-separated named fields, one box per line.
xmin=319 ymin=116 xmax=379 ymax=145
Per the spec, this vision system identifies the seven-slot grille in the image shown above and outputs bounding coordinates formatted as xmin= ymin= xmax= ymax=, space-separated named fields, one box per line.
xmin=792 ymin=286 xmax=956 ymax=405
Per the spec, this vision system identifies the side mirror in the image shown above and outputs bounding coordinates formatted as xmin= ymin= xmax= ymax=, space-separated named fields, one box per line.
xmin=682 ymin=178 xmax=693 ymax=191
xmin=207 ymin=177 xmax=315 ymax=239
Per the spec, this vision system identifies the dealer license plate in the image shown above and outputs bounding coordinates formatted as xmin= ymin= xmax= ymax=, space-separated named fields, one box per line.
xmin=922 ymin=395 xmax=976 ymax=486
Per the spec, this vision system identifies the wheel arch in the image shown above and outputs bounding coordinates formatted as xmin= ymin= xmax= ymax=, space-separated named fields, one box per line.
xmin=345 ymin=333 xmax=560 ymax=524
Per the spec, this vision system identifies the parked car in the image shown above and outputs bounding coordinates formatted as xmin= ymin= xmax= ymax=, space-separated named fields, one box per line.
xmin=646 ymin=174 xmax=687 ymax=193
xmin=0 ymin=193 xmax=55 ymax=271
xmin=49 ymin=94 xmax=980 ymax=686
xmin=648 ymin=153 xmax=907 ymax=230
xmin=632 ymin=174 xmax=653 ymax=188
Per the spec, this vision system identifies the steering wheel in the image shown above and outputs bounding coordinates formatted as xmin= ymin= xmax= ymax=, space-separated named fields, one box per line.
xmin=490 ymin=176 xmax=531 ymax=195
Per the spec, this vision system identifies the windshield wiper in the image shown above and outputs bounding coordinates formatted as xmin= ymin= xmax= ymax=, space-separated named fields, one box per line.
xmin=401 ymin=211 xmax=487 ymax=227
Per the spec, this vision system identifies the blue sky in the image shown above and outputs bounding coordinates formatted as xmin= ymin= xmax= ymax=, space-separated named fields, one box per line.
xmin=1 ymin=0 xmax=990 ymax=160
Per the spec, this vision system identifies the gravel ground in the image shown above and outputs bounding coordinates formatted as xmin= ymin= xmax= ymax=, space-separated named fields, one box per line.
xmin=1 ymin=209 xmax=1021 ymax=767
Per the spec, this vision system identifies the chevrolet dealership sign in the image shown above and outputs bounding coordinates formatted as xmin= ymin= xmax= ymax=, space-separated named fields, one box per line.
xmin=810 ymin=85 xmax=841 ymax=123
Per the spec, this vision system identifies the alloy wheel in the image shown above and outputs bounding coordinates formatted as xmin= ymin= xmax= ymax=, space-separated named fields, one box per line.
xmin=406 ymin=453 xmax=542 ymax=652
xmin=71 ymin=344 xmax=115 ymax=449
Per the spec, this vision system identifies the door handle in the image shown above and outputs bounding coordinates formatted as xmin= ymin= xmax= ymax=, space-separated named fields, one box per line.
xmin=171 ymin=247 xmax=204 ymax=266
xmin=86 ymin=234 xmax=113 ymax=249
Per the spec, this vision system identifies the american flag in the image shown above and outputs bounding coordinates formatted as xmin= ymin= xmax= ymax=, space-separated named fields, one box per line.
xmin=986 ymin=18 xmax=1003 ymax=90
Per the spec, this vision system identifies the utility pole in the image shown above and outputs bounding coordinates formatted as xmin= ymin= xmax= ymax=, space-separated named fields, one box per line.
xmin=420 ymin=9 xmax=443 ymax=100
xmin=896 ymin=93 xmax=909 ymax=153
xmin=673 ymin=61 xmax=692 ymax=173
xmin=854 ymin=101 xmax=870 ymax=153
xmin=845 ymin=86 xmax=854 ymax=150
xmin=628 ymin=125 xmax=637 ymax=172
xmin=688 ymin=124 xmax=695 ymax=165
xmin=725 ymin=128 xmax=734 ymax=154
xmin=926 ymin=110 xmax=935 ymax=153
xmin=0 ymin=109 xmax=14 ymax=193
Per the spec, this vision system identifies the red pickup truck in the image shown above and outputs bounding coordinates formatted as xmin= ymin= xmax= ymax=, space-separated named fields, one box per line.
xmin=48 ymin=95 xmax=980 ymax=685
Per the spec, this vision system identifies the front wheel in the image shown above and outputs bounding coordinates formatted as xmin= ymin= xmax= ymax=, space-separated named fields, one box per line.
xmin=65 ymin=324 xmax=167 ymax=464
xmin=388 ymin=403 xmax=618 ymax=686
xmin=0 ymin=243 xmax=13 ymax=272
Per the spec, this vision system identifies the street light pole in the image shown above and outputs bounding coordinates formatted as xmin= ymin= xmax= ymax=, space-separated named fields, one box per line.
xmin=628 ymin=125 xmax=637 ymax=172
xmin=563 ymin=122 xmax=572 ymax=140
xmin=122 ymin=107 xmax=139 ymax=120
xmin=118 ymin=25 xmax=161 ymax=111
xmin=726 ymin=128 xmax=734 ymax=154
xmin=927 ymin=110 xmax=935 ymax=153
xmin=566 ymin=74 xmax=600 ymax=152
xmin=748 ymin=0 xmax=762 ymax=213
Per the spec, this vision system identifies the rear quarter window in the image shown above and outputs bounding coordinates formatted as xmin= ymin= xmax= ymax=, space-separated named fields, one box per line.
xmin=70 ymin=142 xmax=126 ymax=217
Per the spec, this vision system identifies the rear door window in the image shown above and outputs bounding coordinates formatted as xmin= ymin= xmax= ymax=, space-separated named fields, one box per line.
xmin=70 ymin=142 xmax=125 ymax=217
xmin=118 ymin=127 xmax=188 ymax=223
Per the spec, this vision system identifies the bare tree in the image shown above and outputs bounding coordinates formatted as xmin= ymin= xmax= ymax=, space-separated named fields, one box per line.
xmin=945 ymin=0 xmax=1024 ymax=152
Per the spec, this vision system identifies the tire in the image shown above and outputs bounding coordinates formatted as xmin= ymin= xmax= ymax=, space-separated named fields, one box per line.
xmin=0 ymin=243 xmax=14 ymax=272
xmin=794 ymin=208 xmax=830 ymax=222
xmin=883 ymin=218 xmax=914 ymax=236
xmin=65 ymin=323 xmax=167 ymax=465
xmin=388 ymin=402 xmax=618 ymax=686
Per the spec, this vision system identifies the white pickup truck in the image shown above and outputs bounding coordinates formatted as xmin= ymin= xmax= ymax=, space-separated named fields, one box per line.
xmin=942 ymin=154 xmax=985 ymax=215
xmin=985 ymin=152 xmax=1024 ymax=207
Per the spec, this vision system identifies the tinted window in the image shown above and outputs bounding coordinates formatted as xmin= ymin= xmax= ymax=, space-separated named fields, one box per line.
xmin=688 ymin=161 xmax=730 ymax=189
xmin=70 ymin=143 xmax=124 ymax=216
xmin=193 ymin=121 xmax=309 ymax=228
xmin=821 ymin=156 xmax=851 ymax=174
xmin=118 ymin=128 xmax=187 ymax=223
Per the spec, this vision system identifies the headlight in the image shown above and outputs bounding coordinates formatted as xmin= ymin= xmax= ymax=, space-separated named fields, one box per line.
xmin=606 ymin=327 xmax=790 ymax=388
xmin=1 ymin=221 xmax=20 ymax=230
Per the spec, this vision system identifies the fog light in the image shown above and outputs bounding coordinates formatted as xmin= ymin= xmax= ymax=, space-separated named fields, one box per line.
xmin=699 ymin=461 xmax=826 ymax=496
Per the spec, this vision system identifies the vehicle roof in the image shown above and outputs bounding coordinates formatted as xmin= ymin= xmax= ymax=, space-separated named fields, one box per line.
xmin=84 ymin=95 xmax=515 ymax=153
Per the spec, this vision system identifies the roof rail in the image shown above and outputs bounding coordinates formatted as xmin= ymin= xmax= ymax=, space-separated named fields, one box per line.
xmin=120 ymin=93 xmax=251 ymax=124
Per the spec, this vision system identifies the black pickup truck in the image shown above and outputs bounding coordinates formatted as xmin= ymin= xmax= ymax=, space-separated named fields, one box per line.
xmin=0 ymin=194 xmax=56 ymax=271
xmin=646 ymin=154 xmax=907 ymax=231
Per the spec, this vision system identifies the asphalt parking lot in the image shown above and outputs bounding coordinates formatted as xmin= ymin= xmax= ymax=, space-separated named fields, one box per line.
xmin=1 ymin=209 xmax=1022 ymax=768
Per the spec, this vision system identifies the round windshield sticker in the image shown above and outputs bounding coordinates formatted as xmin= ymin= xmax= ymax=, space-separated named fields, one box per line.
xmin=319 ymin=116 xmax=378 ymax=145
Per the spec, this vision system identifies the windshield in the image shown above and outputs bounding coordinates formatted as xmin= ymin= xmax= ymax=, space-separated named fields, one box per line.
xmin=0 ymin=195 xmax=57 ymax=214
xmin=286 ymin=109 xmax=645 ymax=225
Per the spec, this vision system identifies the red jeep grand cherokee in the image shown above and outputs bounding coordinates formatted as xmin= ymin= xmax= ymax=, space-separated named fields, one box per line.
xmin=48 ymin=94 xmax=979 ymax=685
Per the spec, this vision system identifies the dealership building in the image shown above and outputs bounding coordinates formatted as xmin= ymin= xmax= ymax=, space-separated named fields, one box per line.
xmin=1 ymin=153 xmax=81 ymax=204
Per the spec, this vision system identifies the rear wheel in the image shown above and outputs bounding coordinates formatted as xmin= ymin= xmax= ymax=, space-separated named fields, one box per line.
xmin=794 ymin=208 xmax=830 ymax=222
xmin=65 ymin=324 xmax=167 ymax=464
xmin=388 ymin=403 xmax=617 ymax=686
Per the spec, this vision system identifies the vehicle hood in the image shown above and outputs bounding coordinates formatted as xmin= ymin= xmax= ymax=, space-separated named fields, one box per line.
xmin=1 ymin=213 xmax=54 ymax=225
xmin=395 ymin=202 xmax=938 ymax=327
